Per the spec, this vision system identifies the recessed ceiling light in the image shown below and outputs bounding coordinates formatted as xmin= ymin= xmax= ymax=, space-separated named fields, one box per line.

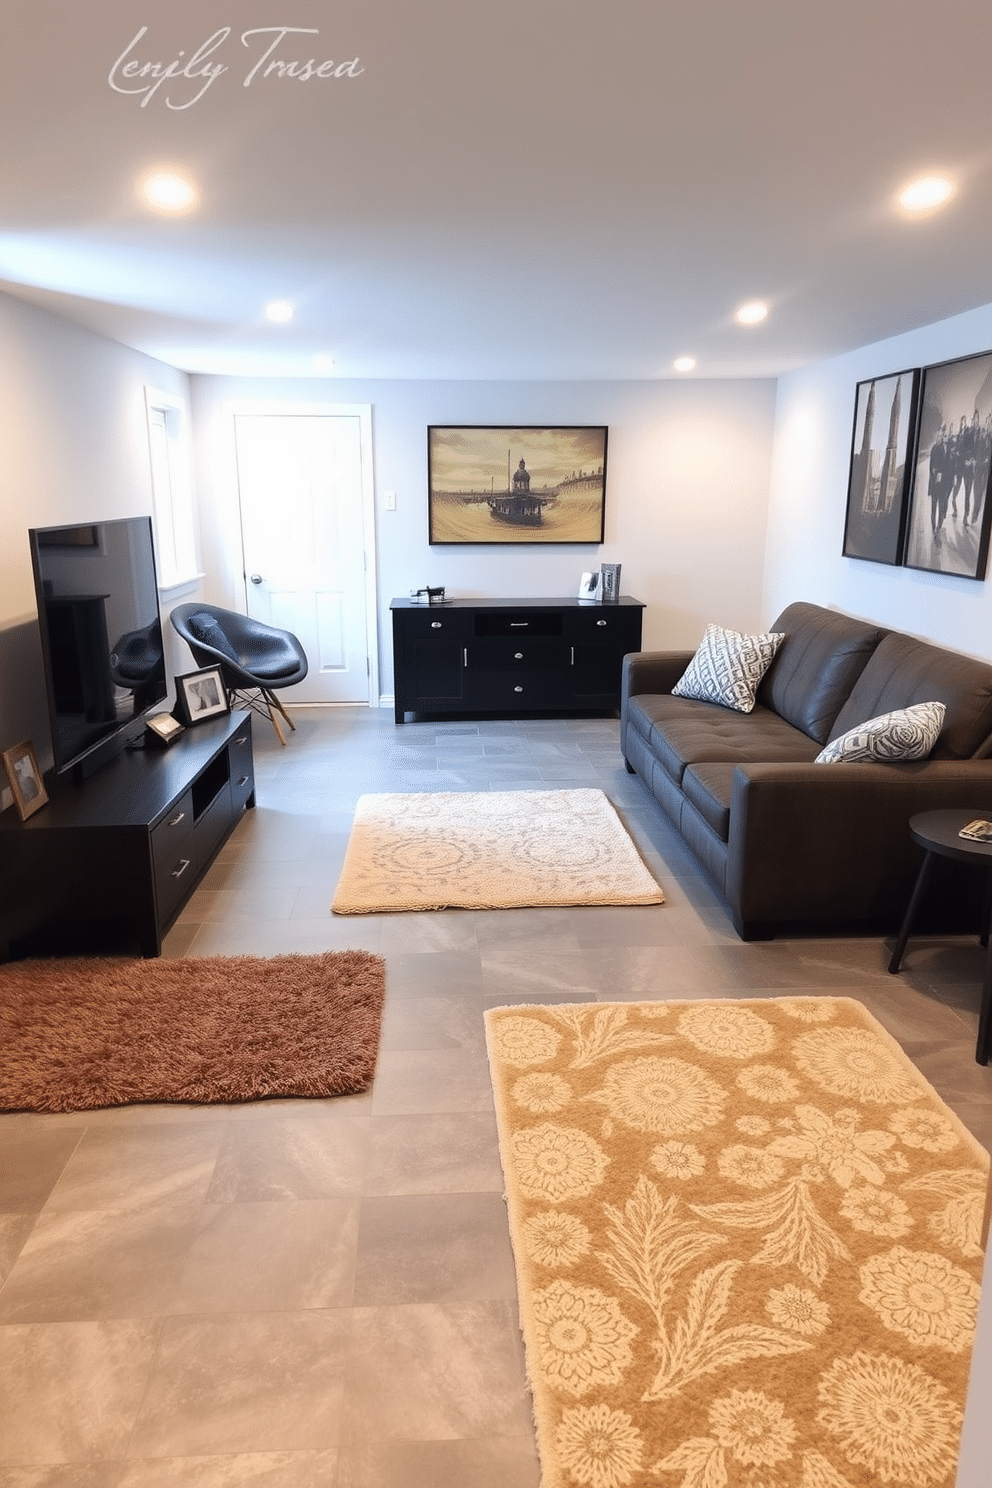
xmin=265 ymin=300 xmax=295 ymax=324
xmin=735 ymin=301 xmax=768 ymax=326
xmin=898 ymin=175 xmax=954 ymax=214
xmin=141 ymin=172 xmax=197 ymax=213
xmin=673 ymin=356 xmax=696 ymax=373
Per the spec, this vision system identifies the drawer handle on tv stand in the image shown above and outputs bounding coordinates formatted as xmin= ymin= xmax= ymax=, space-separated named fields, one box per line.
xmin=237 ymin=776 xmax=251 ymax=789
xmin=171 ymin=858 xmax=191 ymax=880
xmin=167 ymin=812 xmax=186 ymax=828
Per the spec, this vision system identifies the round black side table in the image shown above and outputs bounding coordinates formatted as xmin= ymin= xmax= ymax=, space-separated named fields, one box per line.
xmin=888 ymin=809 xmax=992 ymax=1065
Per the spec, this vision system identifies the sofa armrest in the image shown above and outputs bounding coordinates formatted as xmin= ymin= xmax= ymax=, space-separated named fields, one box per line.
xmin=725 ymin=758 xmax=992 ymax=935
xmin=622 ymin=650 xmax=694 ymax=704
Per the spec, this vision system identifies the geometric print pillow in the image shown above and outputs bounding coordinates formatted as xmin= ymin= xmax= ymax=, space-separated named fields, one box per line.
xmin=814 ymin=700 xmax=946 ymax=763
xmin=671 ymin=623 xmax=786 ymax=714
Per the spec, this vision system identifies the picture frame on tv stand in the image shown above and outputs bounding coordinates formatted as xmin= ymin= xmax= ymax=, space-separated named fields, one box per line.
xmin=174 ymin=666 xmax=230 ymax=726
xmin=2 ymin=740 xmax=49 ymax=821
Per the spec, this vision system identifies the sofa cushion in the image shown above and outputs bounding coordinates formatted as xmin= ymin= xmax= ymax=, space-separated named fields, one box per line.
xmin=814 ymin=701 xmax=946 ymax=764
xmin=829 ymin=632 xmax=992 ymax=760
xmin=638 ymin=695 xmax=821 ymax=785
xmin=672 ymin=624 xmax=785 ymax=713
xmin=681 ymin=763 xmax=736 ymax=840
xmin=757 ymin=602 xmax=885 ymax=744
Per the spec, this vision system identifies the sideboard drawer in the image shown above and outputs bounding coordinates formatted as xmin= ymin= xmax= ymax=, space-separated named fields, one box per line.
xmin=398 ymin=608 xmax=472 ymax=639
xmin=474 ymin=610 xmax=562 ymax=637
xmin=471 ymin=671 xmax=566 ymax=707
xmin=567 ymin=607 xmax=643 ymax=642
xmin=472 ymin=638 xmax=566 ymax=672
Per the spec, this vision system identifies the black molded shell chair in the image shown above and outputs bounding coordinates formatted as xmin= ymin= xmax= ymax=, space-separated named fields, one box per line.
xmin=170 ymin=603 xmax=308 ymax=744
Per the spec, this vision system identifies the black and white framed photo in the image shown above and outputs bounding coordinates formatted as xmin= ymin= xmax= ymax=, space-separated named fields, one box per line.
xmin=903 ymin=350 xmax=992 ymax=579
xmin=428 ymin=425 xmax=608 ymax=544
xmin=174 ymin=666 xmax=230 ymax=725
xmin=2 ymin=739 xmax=48 ymax=821
xmin=842 ymin=369 xmax=919 ymax=565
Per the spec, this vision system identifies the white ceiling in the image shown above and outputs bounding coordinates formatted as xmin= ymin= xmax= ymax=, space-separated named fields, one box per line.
xmin=2 ymin=0 xmax=991 ymax=380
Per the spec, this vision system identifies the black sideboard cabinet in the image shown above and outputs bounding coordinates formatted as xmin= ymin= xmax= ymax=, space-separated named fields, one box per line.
xmin=391 ymin=597 xmax=644 ymax=723
xmin=0 ymin=711 xmax=255 ymax=960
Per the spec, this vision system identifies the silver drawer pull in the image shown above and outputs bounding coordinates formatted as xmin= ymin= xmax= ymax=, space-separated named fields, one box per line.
xmin=597 ymin=618 xmax=607 ymax=627
xmin=514 ymin=651 xmax=524 ymax=660
xmin=510 ymin=621 xmax=528 ymax=627
xmin=168 ymin=812 xmax=186 ymax=828
xmin=171 ymin=858 xmax=191 ymax=879
xmin=431 ymin=620 xmax=442 ymax=629
xmin=570 ymin=646 xmax=575 ymax=664
xmin=464 ymin=647 xmax=469 ymax=666
xmin=238 ymin=776 xmax=251 ymax=788
xmin=236 ymin=735 xmax=248 ymax=746
xmin=514 ymin=685 xmax=523 ymax=693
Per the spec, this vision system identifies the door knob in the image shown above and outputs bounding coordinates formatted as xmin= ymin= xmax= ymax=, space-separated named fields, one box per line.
xmin=250 ymin=573 xmax=263 ymax=585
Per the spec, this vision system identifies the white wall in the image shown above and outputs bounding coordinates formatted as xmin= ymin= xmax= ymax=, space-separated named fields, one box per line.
xmin=765 ymin=301 xmax=992 ymax=660
xmin=0 ymin=291 xmax=193 ymax=765
xmin=190 ymin=375 xmax=778 ymax=699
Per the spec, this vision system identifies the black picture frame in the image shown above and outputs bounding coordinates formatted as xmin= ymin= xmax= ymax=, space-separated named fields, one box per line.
xmin=428 ymin=425 xmax=608 ymax=544
xmin=903 ymin=349 xmax=992 ymax=579
xmin=174 ymin=666 xmax=230 ymax=726
xmin=842 ymin=369 xmax=920 ymax=565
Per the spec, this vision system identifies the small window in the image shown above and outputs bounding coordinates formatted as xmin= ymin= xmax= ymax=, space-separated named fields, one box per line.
xmin=144 ymin=389 xmax=198 ymax=589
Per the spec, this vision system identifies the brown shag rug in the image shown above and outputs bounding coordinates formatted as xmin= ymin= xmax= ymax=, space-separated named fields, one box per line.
xmin=0 ymin=951 xmax=385 ymax=1112
xmin=485 ymin=996 xmax=989 ymax=1488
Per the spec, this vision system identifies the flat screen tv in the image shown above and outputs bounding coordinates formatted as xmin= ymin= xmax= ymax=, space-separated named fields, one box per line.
xmin=29 ymin=516 xmax=167 ymax=778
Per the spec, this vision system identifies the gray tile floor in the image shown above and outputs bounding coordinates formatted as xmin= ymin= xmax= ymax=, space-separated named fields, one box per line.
xmin=1 ymin=706 xmax=990 ymax=1486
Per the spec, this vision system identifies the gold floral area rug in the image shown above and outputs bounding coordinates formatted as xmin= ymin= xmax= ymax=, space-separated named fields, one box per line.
xmin=484 ymin=997 xmax=989 ymax=1488
xmin=331 ymin=789 xmax=664 ymax=913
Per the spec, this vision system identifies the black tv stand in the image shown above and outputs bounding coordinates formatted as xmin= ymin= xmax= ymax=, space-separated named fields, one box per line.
xmin=0 ymin=711 xmax=255 ymax=960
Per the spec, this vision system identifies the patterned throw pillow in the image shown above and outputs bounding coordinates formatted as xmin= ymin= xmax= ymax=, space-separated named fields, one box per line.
xmin=814 ymin=701 xmax=946 ymax=764
xmin=672 ymin=623 xmax=786 ymax=714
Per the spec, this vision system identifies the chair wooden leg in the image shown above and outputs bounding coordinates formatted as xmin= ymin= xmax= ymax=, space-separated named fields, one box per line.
xmin=266 ymin=689 xmax=296 ymax=732
xmin=266 ymin=698 xmax=287 ymax=746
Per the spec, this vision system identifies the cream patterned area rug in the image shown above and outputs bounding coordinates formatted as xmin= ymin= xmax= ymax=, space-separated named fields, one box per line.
xmin=485 ymin=997 xmax=989 ymax=1488
xmin=331 ymin=789 xmax=664 ymax=913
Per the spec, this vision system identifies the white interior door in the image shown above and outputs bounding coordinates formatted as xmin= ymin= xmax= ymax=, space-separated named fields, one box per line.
xmin=233 ymin=410 xmax=374 ymax=704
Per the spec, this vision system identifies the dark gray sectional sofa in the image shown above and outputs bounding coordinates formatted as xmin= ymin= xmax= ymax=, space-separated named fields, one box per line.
xmin=620 ymin=602 xmax=992 ymax=939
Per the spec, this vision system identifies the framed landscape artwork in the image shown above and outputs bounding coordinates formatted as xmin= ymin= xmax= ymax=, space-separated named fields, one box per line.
xmin=428 ymin=425 xmax=608 ymax=544
xmin=903 ymin=349 xmax=992 ymax=579
xmin=842 ymin=369 xmax=919 ymax=565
